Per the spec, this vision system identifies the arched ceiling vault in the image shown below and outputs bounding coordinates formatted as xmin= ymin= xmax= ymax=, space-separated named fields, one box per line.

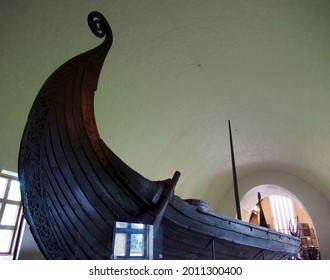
xmin=1 ymin=0 xmax=330 ymax=212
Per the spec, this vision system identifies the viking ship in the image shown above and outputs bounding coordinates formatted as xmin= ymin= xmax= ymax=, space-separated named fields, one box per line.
xmin=18 ymin=11 xmax=300 ymax=260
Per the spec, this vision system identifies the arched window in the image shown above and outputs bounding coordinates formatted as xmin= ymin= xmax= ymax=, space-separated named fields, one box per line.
xmin=241 ymin=185 xmax=320 ymax=260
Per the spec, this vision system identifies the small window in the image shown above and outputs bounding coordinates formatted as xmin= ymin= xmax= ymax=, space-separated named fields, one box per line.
xmin=0 ymin=171 xmax=25 ymax=259
xmin=112 ymin=222 xmax=153 ymax=259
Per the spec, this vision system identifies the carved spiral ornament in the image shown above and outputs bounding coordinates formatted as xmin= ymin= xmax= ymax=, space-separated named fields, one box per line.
xmin=88 ymin=11 xmax=112 ymax=41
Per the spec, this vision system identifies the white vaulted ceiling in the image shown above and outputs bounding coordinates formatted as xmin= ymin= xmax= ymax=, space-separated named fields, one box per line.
xmin=1 ymin=0 xmax=330 ymax=221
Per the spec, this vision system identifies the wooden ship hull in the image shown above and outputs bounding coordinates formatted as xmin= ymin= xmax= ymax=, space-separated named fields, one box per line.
xmin=18 ymin=12 xmax=300 ymax=260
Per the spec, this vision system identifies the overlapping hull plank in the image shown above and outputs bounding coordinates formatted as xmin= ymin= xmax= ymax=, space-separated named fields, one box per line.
xmin=18 ymin=12 xmax=300 ymax=260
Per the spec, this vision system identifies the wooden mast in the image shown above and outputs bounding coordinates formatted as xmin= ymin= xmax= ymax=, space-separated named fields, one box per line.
xmin=228 ymin=120 xmax=241 ymax=220
xmin=258 ymin=192 xmax=268 ymax=228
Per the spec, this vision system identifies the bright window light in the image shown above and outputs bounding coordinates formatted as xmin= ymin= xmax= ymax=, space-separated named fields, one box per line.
xmin=7 ymin=180 xmax=21 ymax=201
xmin=0 ymin=172 xmax=24 ymax=257
xmin=269 ymin=194 xmax=296 ymax=234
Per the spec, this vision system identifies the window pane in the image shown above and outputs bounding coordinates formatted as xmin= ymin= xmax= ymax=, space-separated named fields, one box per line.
xmin=115 ymin=221 xmax=128 ymax=228
xmin=270 ymin=195 xmax=296 ymax=234
xmin=131 ymin=223 xmax=145 ymax=229
xmin=1 ymin=204 xmax=19 ymax=226
xmin=114 ymin=233 xmax=127 ymax=256
xmin=7 ymin=180 xmax=21 ymax=201
xmin=130 ymin=234 xmax=144 ymax=256
xmin=0 ymin=229 xmax=13 ymax=253
xmin=0 ymin=177 xmax=7 ymax=198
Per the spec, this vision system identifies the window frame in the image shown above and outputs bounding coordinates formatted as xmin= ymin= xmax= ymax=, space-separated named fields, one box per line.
xmin=0 ymin=171 xmax=25 ymax=259
xmin=112 ymin=222 xmax=153 ymax=260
